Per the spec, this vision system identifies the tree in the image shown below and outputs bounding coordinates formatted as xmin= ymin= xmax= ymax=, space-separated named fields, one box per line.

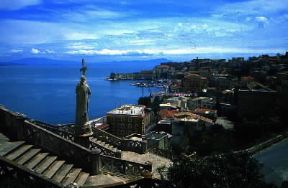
xmin=110 ymin=72 xmax=116 ymax=79
xmin=167 ymin=152 xmax=275 ymax=188
xmin=138 ymin=96 xmax=151 ymax=107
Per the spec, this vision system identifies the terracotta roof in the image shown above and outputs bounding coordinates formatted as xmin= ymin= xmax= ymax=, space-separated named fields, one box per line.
xmin=194 ymin=108 xmax=217 ymax=114
xmin=174 ymin=112 xmax=214 ymax=124
xmin=241 ymin=76 xmax=254 ymax=81
xmin=159 ymin=109 xmax=178 ymax=119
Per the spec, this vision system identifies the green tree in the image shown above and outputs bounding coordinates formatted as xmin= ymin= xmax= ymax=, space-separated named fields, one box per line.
xmin=110 ymin=72 xmax=116 ymax=79
xmin=167 ymin=152 xmax=275 ymax=188
xmin=138 ymin=96 xmax=151 ymax=107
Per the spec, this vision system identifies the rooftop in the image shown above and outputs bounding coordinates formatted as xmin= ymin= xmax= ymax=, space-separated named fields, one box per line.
xmin=190 ymin=97 xmax=213 ymax=101
xmin=146 ymin=131 xmax=171 ymax=140
xmin=194 ymin=108 xmax=217 ymax=114
xmin=159 ymin=103 xmax=178 ymax=108
xmin=159 ymin=109 xmax=178 ymax=119
xmin=107 ymin=105 xmax=145 ymax=116
xmin=174 ymin=112 xmax=214 ymax=124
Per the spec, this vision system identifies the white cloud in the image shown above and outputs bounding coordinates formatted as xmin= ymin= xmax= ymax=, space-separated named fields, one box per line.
xmin=66 ymin=49 xmax=129 ymax=55
xmin=255 ymin=16 xmax=269 ymax=26
xmin=10 ymin=49 xmax=23 ymax=53
xmin=217 ymin=0 xmax=288 ymax=16
xmin=64 ymin=32 xmax=98 ymax=40
xmin=255 ymin=16 xmax=268 ymax=22
xmin=58 ymin=4 xmax=135 ymax=23
xmin=67 ymin=42 xmax=96 ymax=50
xmin=65 ymin=47 xmax=286 ymax=56
xmin=62 ymin=9 xmax=129 ymax=22
xmin=45 ymin=49 xmax=55 ymax=54
xmin=31 ymin=48 xmax=40 ymax=54
xmin=0 ymin=0 xmax=41 ymax=10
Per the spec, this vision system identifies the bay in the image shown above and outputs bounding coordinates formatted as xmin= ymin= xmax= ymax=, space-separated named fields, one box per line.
xmin=0 ymin=60 xmax=161 ymax=124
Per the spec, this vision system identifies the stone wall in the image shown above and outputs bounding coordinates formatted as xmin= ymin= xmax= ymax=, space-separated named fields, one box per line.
xmin=0 ymin=105 xmax=152 ymax=177
xmin=0 ymin=105 xmax=100 ymax=175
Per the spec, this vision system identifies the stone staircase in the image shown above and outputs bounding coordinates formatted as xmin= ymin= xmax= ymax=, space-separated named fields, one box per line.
xmin=89 ymin=137 xmax=119 ymax=152
xmin=0 ymin=140 xmax=90 ymax=187
xmin=32 ymin=121 xmax=122 ymax=158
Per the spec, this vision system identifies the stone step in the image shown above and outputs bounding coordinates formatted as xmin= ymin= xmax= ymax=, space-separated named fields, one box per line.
xmin=25 ymin=152 xmax=49 ymax=169
xmin=62 ymin=168 xmax=82 ymax=186
xmin=43 ymin=160 xmax=65 ymax=179
xmin=52 ymin=164 xmax=73 ymax=183
xmin=96 ymin=140 xmax=103 ymax=145
xmin=91 ymin=137 xmax=118 ymax=149
xmin=90 ymin=137 xmax=97 ymax=142
xmin=34 ymin=156 xmax=57 ymax=174
xmin=0 ymin=141 xmax=25 ymax=156
xmin=16 ymin=148 xmax=41 ymax=165
xmin=5 ymin=145 xmax=33 ymax=161
xmin=0 ymin=133 xmax=9 ymax=143
xmin=75 ymin=172 xmax=90 ymax=186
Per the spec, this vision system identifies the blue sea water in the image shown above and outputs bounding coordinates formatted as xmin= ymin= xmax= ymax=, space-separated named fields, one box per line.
xmin=0 ymin=61 xmax=161 ymax=124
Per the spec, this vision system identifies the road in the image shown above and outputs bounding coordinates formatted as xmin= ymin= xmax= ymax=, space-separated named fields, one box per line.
xmin=254 ymin=138 xmax=288 ymax=186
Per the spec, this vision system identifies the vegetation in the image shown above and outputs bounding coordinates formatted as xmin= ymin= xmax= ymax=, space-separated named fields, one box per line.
xmin=167 ymin=152 xmax=276 ymax=188
xmin=138 ymin=96 xmax=151 ymax=107
xmin=109 ymin=72 xmax=116 ymax=79
xmin=186 ymin=125 xmax=234 ymax=156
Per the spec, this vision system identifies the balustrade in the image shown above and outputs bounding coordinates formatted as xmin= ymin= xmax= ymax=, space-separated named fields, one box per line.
xmin=99 ymin=155 xmax=152 ymax=177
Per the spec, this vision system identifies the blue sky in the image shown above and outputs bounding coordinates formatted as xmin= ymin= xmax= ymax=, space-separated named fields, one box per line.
xmin=0 ymin=0 xmax=287 ymax=61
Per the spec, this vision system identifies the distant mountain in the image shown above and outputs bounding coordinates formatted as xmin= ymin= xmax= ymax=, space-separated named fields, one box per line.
xmin=0 ymin=57 xmax=170 ymax=66
xmin=108 ymin=58 xmax=170 ymax=64
xmin=0 ymin=58 xmax=78 ymax=66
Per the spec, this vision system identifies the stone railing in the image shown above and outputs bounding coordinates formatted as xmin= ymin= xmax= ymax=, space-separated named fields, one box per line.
xmin=92 ymin=127 xmax=122 ymax=147
xmin=99 ymin=155 xmax=152 ymax=177
xmin=246 ymin=134 xmax=285 ymax=154
xmin=89 ymin=138 xmax=122 ymax=158
xmin=31 ymin=120 xmax=121 ymax=158
xmin=31 ymin=120 xmax=76 ymax=142
xmin=92 ymin=128 xmax=147 ymax=154
xmin=0 ymin=105 xmax=153 ymax=177
xmin=121 ymin=136 xmax=147 ymax=154
xmin=0 ymin=106 xmax=101 ymax=175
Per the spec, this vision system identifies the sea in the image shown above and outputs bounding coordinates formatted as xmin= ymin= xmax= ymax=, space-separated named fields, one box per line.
xmin=0 ymin=60 xmax=162 ymax=124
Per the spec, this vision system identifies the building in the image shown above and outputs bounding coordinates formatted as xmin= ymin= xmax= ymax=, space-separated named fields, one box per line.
xmin=237 ymin=88 xmax=277 ymax=119
xmin=155 ymin=119 xmax=173 ymax=134
xmin=153 ymin=65 xmax=175 ymax=79
xmin=164 ymin=96 xmax=189 ymax=110
xmin=159 ymin=103 xmax=178 ymax=111
xmin=171 ymin=112 xmax=214 ymax=151
xmin=187 ymin=97 xmax=216 ymax=110
xmin=210 ymin=73 xmax=234 ymax=90
xmin=182 ymin=73 xmax=208 ymax=92
xmin=146 ymin=131 xmax=171 ymax=151
xmin=106 ymin=105 xmax=150 ymax=137
xmin=194 ymin=108 xmax=217 ymax=120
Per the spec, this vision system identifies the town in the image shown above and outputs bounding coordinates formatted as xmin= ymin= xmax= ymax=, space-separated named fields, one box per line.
xmin=0 ymin=52 xmax=288 ymax=187
xmin=106 ymin=52 xmax=288 ymax=156
xmin=104 ymin=52 xmax=288 ymax=186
